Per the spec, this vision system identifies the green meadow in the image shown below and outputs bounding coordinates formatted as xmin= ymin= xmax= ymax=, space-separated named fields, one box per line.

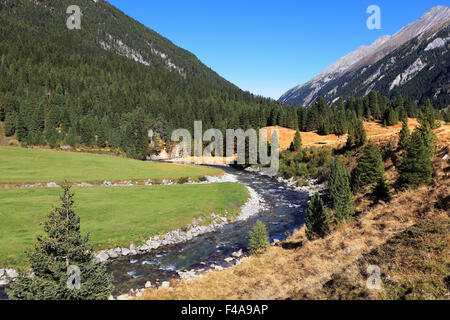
xmin=0 ymin=146 xmax=223 ymax=184
xmin=0 ymin=183 xmax=249 ymax=268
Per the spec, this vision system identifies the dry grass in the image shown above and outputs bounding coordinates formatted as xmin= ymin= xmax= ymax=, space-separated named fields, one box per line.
xmin=138 ymin=133 xmax=450 ymax=300
xmin=263 ymin=120 xmax=450 ymax=151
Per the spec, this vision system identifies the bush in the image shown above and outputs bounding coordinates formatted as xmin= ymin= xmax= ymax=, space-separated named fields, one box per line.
xmin=305 ymin=193 xmax=330 ymax=240
xmin=248 ymin=220 xmax=270 ymax=254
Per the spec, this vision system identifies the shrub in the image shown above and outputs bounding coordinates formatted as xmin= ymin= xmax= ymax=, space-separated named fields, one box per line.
xmin=248 ymin=220 xmax=270 ymax=254
xmin=305 ymin=193 xmax=330 ymax=240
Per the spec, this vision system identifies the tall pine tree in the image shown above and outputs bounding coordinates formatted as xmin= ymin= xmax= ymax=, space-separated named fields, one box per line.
xmin=351 ymin=140 xmax=385 ymax=192
xmin=305 ymin=193 xmax=330 ymax=240
xmin=328 ymin=157 xmax=354 ymax=223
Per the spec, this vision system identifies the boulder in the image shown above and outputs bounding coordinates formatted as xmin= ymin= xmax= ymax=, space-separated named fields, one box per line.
xmin=139 ymin=245 xmax=150 ymax=252
xmin=96 ymin=251 xmax=109 ymax=263
xmin=121 ymin=248 xmax=131 ymax=256
xmin=232 ymin=249 xmax=243 ymax=258
xmin=107 ymin=249 xmax=119 ymax=259
xmin=160 ymin=281 xmax=170 ymax=289
xmin=47 ymin=182 xmax=59 ymax=188
xmin=224 ymin=257 xmax=234 ymax=263
xmin=6 ymin=269 xmax=18 ymax=278
xmin=145 ymin=281 xmax=152 ymax=288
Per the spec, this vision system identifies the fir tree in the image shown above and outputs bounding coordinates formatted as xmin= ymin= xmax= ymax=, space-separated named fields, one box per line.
xmin=8 ymin=185 xmax=114 ymax=300
xmin=248 ymin=220 xmax=270 ymax=254
xmin=328 ymin=157 xmax=354 ymax=223
xmin=373 ymin=176 xmax=392 ymax=203
xmin=351 ymin=140 xmax=385 ymax=192
xmin=15 ymin=113 xmax=28 ymax=142
xmin=305 ymin=193 xmax=329 ymax=240
xmin=397 ymin=129 xmax=433 ymax=189
xmin=4 ymin=112 xmax=16 ymax=137
xmin=346 ymin=118 xmax=366 ymax=149
xmin=290 ymin=130 xmax=302 ymax=152
xmin=65 ymin=127 xmax=79 ymax=148
xmin=398 ymin=119 xmax=411 ymax=150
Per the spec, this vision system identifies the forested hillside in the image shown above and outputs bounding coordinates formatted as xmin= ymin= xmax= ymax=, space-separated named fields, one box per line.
xmin=0 ymin=0 xmax=292 ymax=158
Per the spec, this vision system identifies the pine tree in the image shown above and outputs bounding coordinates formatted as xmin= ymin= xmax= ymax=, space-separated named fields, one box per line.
xmin=4 ymin=112 xmax=16 ymax=137
xmin=305 ymin=192 xmax=330 ymax=240
xmin=248 ymin=220 xmax=270 ymax=254
xmin=15 ymin=113 xmax=28 ymax=142
xmin=373 ymin=176 xmax=392 ymax=203
xmin=351 ymin=140 xmax=385 ymax=192
xmin=398 ymin=119 xmax=411 ymax=150
xmin=8 ymin=185 xmax=114 ymax=300
xmin=346 ymin=118 xmax=366 ymax=149
xmin=397 ymin=129 xmax=433 ymax=190
xmin=328 ymin=157 xmax=354 ymax=223
xmin=65 ymin=126 xmax=79 ymax=148
xmin=290 ymin=130 xmax=302 ymax=152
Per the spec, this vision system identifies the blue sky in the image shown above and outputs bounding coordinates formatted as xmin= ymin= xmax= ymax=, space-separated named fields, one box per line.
xmin=107 ymin=0 xmax=448 ymax=99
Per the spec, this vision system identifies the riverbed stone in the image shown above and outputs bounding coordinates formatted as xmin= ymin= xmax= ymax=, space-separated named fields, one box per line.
xmin=96 ymin=251 xmax=109 ymax=263
xmin=107 ymin=249 xmax=119 ymax=258
xmin=139 ymin=245 xmax=150 ymax=252
xmin=232 ymin=249 xmax=243 ymax=258
xmin=121 ymin=248 xmax=131 ymax=256
xmin=224 ymin=257 xmax=234 ymax=263
xmin=145 ymin=281 xmax=152 ymax=288
xmin=6 ymin=269 xmax=18 ymax=278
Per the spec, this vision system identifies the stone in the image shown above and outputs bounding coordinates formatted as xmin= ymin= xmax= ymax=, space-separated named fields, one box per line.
xmin=107 ymin=249 xmax=119 ymax=259
xmin=344 ymin=247 xmax=352 ymax=254
xmin=224 ymin=257 xmax=234 ymax=263
xmin=232 ymin=249 xmax=243 ymax=258
xmin=139 ymin=245 xmax=150 ymax=252
xmin=160 ymin=281 xmax=170 ymax=289
xmin=103 ymin=180 xmax=112 ymax=186
xmin=6 ymin=269 xmax=18 ymax=278
xmin=443 ymin=154 xmax=449 ymax=160
xmin=121 ymin=248 xmax=131 ymax=256
xmin=130 ymin=243 xmax=136 ymax=251
xmin=0 ymin=278 xmax=9 ymax=286
xmin=108 ymin=295 xmax=115 ymax=300
xmin=96 ymin=251 xmax=109 ymax=263
xmin=114 ymin=247 xmax=122 ymax=254
xmin=0 ymin=269 xmax=4 ymax=277
xmin=271 ymin=239 xmax=280 ymax=246
xmin=47 ymin=182 xmax=59 ymax=188
xmin=116 ymin=294 xmax=129 ymax=300
xmin=145 ymin=281 xmax=152 ymax=288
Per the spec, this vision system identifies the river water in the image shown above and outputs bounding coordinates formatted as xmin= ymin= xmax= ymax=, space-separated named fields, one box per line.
xmin=0 ymin=168 xmax=310 ymax=299
xmin=107 ymin=168 xmax=310 ymax=296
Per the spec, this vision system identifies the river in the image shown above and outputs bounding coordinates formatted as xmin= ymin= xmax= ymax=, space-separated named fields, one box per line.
xmin=0 ymin=168 xmax=310 ymax=299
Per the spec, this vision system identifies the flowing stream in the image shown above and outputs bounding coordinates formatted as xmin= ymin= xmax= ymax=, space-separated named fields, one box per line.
xmin=107 ymin=168 xmax=310 ymax=296
xmin=0 ymin=168 xmax=310 ymax=299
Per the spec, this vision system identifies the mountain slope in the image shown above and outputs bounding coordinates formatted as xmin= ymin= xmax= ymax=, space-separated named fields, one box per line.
xmin=0 ymin=0 xmax=294 ymax=159
xmin=280 ymin=6 xmax=450 ymax=108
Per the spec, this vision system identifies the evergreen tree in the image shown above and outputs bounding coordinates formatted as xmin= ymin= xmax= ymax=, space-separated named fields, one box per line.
xmin=65 ymin=127 xmax=79 ymax=148
xmin=8 ymin=185 xmax=114 ymax=300
xmin=328 ymin=157 xmax=354 ymax=223
xmin=305 ymin=192 xmax=329 ymax=240
xmin=248 ymin=220 xmax=270 ymax=254
xmin=45 ymin=126 xmax=59 ymax=148
xmin=4 ymin=112 xmax=16 ymax=137
xmin=346 ymin=118 xmax=366 ymax=149
xmin=351 ymin=141 xmax=385 ymax=192
xmin=290 ymin=130 xmax=302 ymax=152
xmin=397 ymin=129 xmax=433 ymax=189
xmin=15 ymin=112 xmax=28 ymax=142
xmin=373 ymin=176 xmax=392 ymax=203
xmin=398 ymin=119 xmax=411 ymax=150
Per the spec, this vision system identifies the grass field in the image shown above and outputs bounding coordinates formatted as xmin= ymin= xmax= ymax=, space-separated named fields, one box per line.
xmin=0 ymin=146 xmax=223 ymax=184
xmin=0 ymin=183 xmax=249 ymax=268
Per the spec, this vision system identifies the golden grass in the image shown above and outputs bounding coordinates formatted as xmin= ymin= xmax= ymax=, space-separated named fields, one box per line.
xmin=137 ymin=134 xmax=450 ymax=300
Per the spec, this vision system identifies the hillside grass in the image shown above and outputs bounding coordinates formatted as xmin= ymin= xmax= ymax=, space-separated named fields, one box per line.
xmin=0 ymin=183 xmax=249 ymax=268
xmin=0 ymin=146 xmax=223 ymax=185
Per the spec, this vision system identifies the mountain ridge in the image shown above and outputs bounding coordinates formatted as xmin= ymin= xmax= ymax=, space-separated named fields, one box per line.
xmin=280 ymin=6 xmax=450 ymax=107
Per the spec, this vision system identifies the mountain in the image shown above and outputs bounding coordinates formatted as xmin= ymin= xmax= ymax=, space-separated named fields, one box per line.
xmin=280 ymin=6 xmax=450 ymax=109
xmin=0 ymin=0 xmax=298 ymax=158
